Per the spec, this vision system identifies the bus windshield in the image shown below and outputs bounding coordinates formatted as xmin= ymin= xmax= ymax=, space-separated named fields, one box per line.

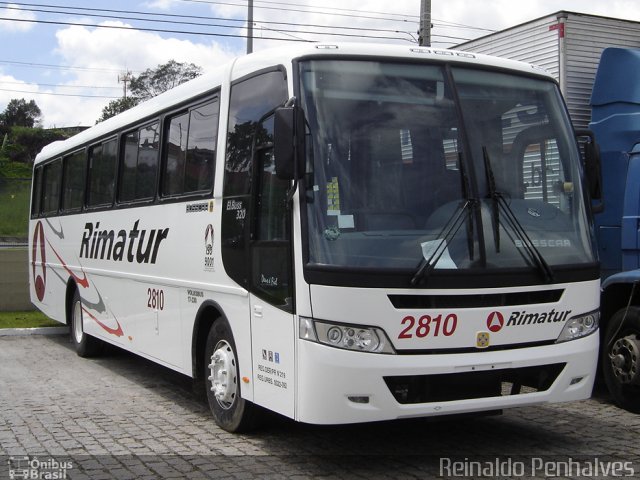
xmin=298 ymin=59 xmax=595 ymax=277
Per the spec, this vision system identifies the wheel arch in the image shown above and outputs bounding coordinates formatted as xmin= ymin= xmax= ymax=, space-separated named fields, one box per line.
xmin=191 ymin=300 xmax=229 ymax=381
xmin=601 ymin=273 xmax=640 ymax=334
xmin=64 ymin=278 xmax=78 ymax=326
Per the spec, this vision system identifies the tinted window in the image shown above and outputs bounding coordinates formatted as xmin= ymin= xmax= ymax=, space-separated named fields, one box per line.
xmin=163 ymin=112 xmax=189 ymax=196
xmin=31 ymin=166 xmax=43 ymax=217
xmin=119 ymin=131 xmax=139 ymax=201
xmin=185 ymin=100 xmax=218 ymax=193
xmin=162 ymin=99 xmax=219 ymax=197
xmin=87 ymin=138 xmax=117 ymax=207
xmin=224 ymin=70 xmax=288 ymax=196
xmin=136 ymin=123 xmax=160 ymax=199
xmin=221 ymin=69 xmax=289 ymax=291
xmin=62 ymin=150 xmax=86 ymax=211
xmin=119 ymin=122 xmax=160 ymax=202
xmin=42 ymin=160 xmax=62 ymax=215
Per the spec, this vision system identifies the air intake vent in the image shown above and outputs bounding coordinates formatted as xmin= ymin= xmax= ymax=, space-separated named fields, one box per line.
xmin=388 ymin=289 xmax=563 ymax=309
xmin=384 ymin=363 xmax=565 ymax=404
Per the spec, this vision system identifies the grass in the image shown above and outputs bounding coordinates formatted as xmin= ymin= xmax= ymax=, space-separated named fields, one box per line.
xmin=0 ymin=177 xmax=31 ymax=238
xmin=0 ymin=310 xmax=63 ymax=329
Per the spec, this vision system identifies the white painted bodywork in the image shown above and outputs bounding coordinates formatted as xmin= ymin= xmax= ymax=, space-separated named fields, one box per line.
xmin=29 ymin=43 xmax=597 ymax=425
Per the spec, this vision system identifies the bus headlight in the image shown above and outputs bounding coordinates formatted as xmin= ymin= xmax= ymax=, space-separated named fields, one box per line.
xmin=555 ymin=310 xmax=599 ymax=343
xmin=299 ymin=317 xmax=395 ymax=354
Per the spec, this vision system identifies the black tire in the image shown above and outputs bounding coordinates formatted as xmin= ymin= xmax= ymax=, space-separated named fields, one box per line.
xmin=602 ymin=307 xmax=640 ymax=413
xmin=204 ymin=319 xmax=262 ymax=432
xmin=70 ymin=289 xmax=103 ymax=358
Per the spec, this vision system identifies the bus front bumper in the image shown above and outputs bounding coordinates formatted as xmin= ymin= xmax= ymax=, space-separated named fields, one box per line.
xmin=295 ymin=333 xmax=598 ymax=424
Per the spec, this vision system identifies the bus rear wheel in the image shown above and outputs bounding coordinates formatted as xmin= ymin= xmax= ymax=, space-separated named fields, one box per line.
xmin=602 ymin=307 xmax=640 ymax=413
xmin=70 ymin=289 xmax=103 ymax=357
xmin=205 ymin=320 xmax=261 ymax=432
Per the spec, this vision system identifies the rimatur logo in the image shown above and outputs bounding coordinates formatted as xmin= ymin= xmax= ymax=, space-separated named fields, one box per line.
xmin=486 ymin=311 xmax=504 ymax=332
xmin=31 ymin=221 xmax=46 ymax=301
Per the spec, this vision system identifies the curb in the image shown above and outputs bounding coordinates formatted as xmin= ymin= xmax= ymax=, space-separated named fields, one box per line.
xmin=0 ymin=326 xmax=69 ymax=337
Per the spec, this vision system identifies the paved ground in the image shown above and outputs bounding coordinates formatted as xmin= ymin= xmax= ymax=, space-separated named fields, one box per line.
xmin=1 ymin=333 xmax=639 ymax=479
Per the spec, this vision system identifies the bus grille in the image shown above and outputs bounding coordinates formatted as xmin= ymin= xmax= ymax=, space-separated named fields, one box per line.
xmin=383 ymin=363 xmax=565 ymax=404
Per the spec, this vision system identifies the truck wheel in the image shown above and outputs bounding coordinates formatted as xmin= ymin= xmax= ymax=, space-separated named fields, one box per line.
xmin=70 ymin=289 xmax=103 ymax=357
xmin=602 ymin=307 xmax=640 ymax=413
xmin=205 ymin=319 xmax=262 ymax=432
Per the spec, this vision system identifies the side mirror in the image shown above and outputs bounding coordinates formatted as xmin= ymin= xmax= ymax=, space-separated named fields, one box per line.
xmin=575 ymin=129 xmax=603 ymax=211
xmin=274 ymin=105 xmax=304 ymax=180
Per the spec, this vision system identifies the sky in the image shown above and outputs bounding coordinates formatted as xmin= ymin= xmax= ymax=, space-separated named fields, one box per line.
xmin=1 ymin=0 xmax=640 ymax=128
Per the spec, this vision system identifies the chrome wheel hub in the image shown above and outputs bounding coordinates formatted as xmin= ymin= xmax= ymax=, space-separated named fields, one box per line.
xmin=208 ymin=340 xmax=237 ymax=409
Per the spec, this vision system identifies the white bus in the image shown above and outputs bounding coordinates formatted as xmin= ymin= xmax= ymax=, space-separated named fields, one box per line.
xmin=29 ymin=43 xmax=601 ymax=432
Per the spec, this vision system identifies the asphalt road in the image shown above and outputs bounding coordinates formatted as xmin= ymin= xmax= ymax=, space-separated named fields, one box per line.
xmin=1 ymin=333 xmax=639 ymax=479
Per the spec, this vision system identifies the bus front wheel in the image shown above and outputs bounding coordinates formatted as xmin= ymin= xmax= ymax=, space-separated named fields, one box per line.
xmin=70 ymin=289 xmax=103 ymax=357
xmin=602 ymin=307 xmax=640 ymax=413
xmin=204 ymin=320 xmax=261 ymax=432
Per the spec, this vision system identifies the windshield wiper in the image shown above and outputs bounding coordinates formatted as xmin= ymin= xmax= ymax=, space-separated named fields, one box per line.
xmin=482 ymin=148 xmax=555 ymax=283
xmin=411 ymin=199 xmax=474 ymax=286
xmin=459 ymin=151 xmax=476 ymax=261
xmin=483 ymin=146 xmax=501 ymax=252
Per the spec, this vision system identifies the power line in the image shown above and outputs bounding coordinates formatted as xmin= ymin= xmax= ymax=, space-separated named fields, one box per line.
xmin=214 ymin=0 xmax=419 ymax=19
xmin=0 ymin=87 xmax=118 ymax=98
xmin=0 ymin=13 xmax=415 ymax=43
xmin=0 ymin=2 xmax=416 ymax=39
xmin=180 ymin=0 xmax=417 ymax=23
xmin=0 ymin=15 xmax=313 ymax=41
xmin=432 ymin=18 xmax=496 ymax=33
xmin=0 ymin=2 xmax=491 ymax=48
xmin=0 ymin=80 xmax=120 ymax=90
xmin=0 ymin=59 xmax=140 ymax=74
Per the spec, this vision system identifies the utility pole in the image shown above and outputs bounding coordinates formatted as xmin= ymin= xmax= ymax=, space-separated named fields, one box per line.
xmin=418 ymin=0 xmax=431 ymax=47
xmin=247 ymin=0 xmax=254 ymax=54
xmin=118 ymin=71 xmax=133 ymax=99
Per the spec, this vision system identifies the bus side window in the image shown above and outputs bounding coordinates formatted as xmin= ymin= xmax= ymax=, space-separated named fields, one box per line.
xmin=224 ymin=70 xmax=288 ymax=197
xmin=42 ymin=159 xmax=62 ymax=216
xmin=251 ymin=115 xmax=293 ymax=310
xmin=62 ymin=150 xmax=86 ymax=212
xmin=222 ymin=69 xmax=288 ymax=289
xmin=118 ymin=122 xmax=160 ymax=202
xmin=87 ymin=138 xmax=117 ymax=208
xmin=185 ymin=100 xmax=218 ymax=193
xmin=162 ymin=98 xmax=219 ymax=197
xmin=31 ymin=166 xmax=43 ymax=218
xmin=162 ymin=112 xmax=189 ymax=196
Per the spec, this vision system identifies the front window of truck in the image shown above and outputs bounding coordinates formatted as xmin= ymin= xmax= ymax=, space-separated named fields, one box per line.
xmin=298 ymin=59 xmax=595 ymax=279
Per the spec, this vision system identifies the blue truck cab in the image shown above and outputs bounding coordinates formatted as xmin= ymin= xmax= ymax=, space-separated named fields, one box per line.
xmin=590 ymin=47 xmax=640 ymax=412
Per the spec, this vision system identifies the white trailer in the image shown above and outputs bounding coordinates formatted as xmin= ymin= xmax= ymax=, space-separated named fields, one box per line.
xmin=457 ymin=11 xmax=640 ymax=131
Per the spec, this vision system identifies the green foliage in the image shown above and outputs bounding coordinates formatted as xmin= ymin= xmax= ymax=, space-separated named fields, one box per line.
xmin=0 ymin=161 xmax=32 ymax=178
xmin=0 ymin=177 xmax=30 ymax=237
xmin=130 ymin=60 xmax=202 ymax=102
xmin=1 ymin=126 xmax=69 ymax=165
xmin=95 ymin=60 xmax=202 ymax=123
xmin=0 ymin=98 xmax=42 ymax=128
xmin=96 ymin=96 xmax=139 ymax=123
xmin=0 ymin=310 xmax=60 ymax=328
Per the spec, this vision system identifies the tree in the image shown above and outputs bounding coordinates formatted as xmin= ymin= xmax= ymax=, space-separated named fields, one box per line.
xmin=2 ymin=126 xmax=70 ymax=164
xmin=95 ymin=60 xmax=203 ymax=123
xmin=0 ymin=98 xmax=42 ymax=128
xmin=96 ymin=96 xmax=139 ymax=123
xmin=129 ymin=60 xmax=202 ymax=102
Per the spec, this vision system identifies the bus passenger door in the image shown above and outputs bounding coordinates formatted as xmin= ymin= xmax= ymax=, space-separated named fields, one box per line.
xmin=249 ymin=139 xmax=296 ymax=418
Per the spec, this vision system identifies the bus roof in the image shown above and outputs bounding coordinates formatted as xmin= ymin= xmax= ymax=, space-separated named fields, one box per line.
xmin=35 ymin=42 xmax=553 ymax=164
